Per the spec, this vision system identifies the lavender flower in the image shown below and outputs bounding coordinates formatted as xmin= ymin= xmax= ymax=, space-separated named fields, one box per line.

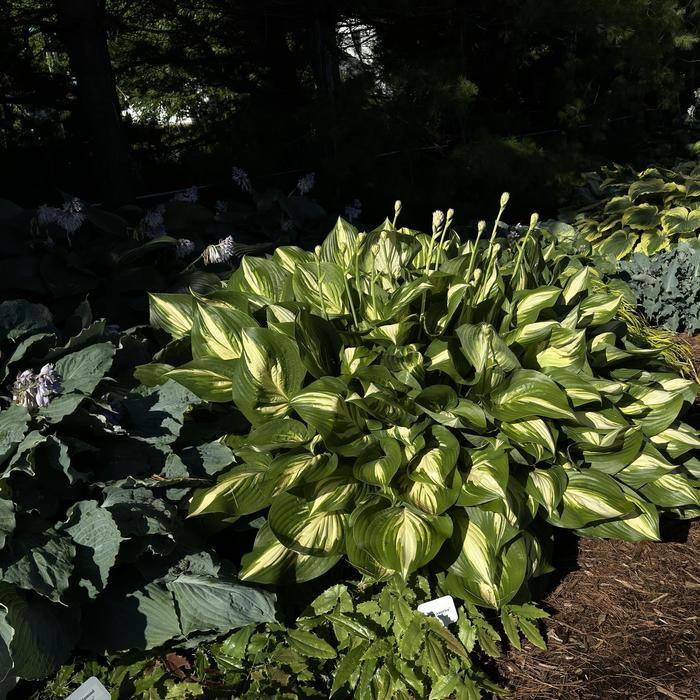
xmin=12 ymin=364 xmax=62 ymax=411
xmin=36 ymin=198 xmax=86 ymax=236
xmin=344 ymin=199 xmax=362 ymax=223
xmin=36 ymin=205 xmax=60 ymax=226
xmin=175 ymin=238 xmax=195 ymax=259
xmin=173 ymin=186 xmax=198 ymax=203
xmin=142 ymin=204 xmax=166 ymax=239
xmin=203 ymin=235 xmax=235 ymax=265
xmin=297 ymin=172 xmax=315 ymax=195
xmin=232 ymin=167 xmax=253 ymax=193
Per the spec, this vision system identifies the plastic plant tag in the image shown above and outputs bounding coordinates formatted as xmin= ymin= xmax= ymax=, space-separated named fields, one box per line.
xmin=417 ymin=595 xmax=458 ymax=626
xmin=66 ymin=676 xmax=111 ymax=700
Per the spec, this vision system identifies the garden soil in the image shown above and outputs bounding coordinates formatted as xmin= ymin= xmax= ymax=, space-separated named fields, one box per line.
xmin=493 ymin=520 xmax=700 ymax=699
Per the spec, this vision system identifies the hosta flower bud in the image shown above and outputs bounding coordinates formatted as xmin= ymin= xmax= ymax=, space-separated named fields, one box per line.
xmin=500 ymin=192 xmax=510 ymax=208
xmin=432 ymin=210 xmax=445 ymax=230
xmin=394 ymin=200 xmax=402 ymax=215
xmin=314 ymin=245 xmax=322 ymax=258
xmin=477 ymin=220 xmax=486 ymax=235
xmin=530 ymin=212 xmax=539 ymax=228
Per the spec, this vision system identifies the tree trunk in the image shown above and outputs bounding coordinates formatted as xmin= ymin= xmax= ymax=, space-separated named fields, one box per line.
xmin=55 ymin=0 xmax=135 ymax=205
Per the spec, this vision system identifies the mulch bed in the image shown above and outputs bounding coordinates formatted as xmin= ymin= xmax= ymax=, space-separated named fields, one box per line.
xmin=493 ymin=520 xmax=700 ymax=699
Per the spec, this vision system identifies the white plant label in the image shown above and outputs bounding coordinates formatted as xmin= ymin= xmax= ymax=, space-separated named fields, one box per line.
xmin=66 ymin=676 xmax=111 ymax=700
xmin=417 ymin=595 xmax=458 ymax=626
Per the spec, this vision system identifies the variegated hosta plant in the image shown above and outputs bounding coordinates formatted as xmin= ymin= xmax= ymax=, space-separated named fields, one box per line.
xmin=571 ymin=161 xmax=700 ymax=260
xmin=140 ymin=197 xmax=700 ymax=610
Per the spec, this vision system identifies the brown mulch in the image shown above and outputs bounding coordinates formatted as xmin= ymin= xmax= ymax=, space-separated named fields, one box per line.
xmin=494 ymin=520 xmax=700 ymax=700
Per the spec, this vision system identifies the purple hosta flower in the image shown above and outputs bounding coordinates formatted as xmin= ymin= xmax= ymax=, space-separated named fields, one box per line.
xmin=215 ymin=200 xmax=228 ymax=215
xmin=344 ymin=199 xmax=362 ymax=223
xmin=203 ymin=235 xmax=235 ymax=265
xmin=142 ymin=204 xmax=166 ymax=239
xmin=232 ymin=167 xmax=252 ymax=193
xmin=297 ymin=172 xmax=315 ymax=195
xmin=175 ymin=238 xmax=195 ymax=259
xmin=173 ymin=186 xmax=198 ymax=203
xmin=36 ymin=205 xmax=60 ymax=226
xmin=57 ymin=198 xmax=86 ymax=235
xmin=12 ymin=364 xmax=62 ymax=411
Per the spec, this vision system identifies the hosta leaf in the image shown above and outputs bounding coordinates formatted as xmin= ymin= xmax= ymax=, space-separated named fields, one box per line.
xmin=0 ymin=584 xmax=78 ymax=681
xmin=536 ymin=327 xmax=587 ymax=370
xmin=294 ymin=309 xmax=343 ymax=378
xmin=0 ymin=404 xmax=30 ymax=466
xmin=273 ymin=245 xmax=315 ymax=273
xmin=228 ymin=256 xmax=292 ymax=302
xmin=293 ymin=260 xmax=348 ymax=316
xmin=354 ymin=438 xmax=403 ymax=486
xmin=621 ymin=204 xmax=660 ymax=230
xmin=188 ymin=463 xmax=271 ymax=518
xmin=488 ymin=369 xmax=574 ymax=422
xmin=595 ymin=231 xmax=636 ymax=260
xmin=148 ymin=293 xmax=194 ymax=338
xmin=546 ymin=469 xmax=635 ymax=529
xmin=246 ymin=418 xmax=312 ymax=451
xmin=399 ymin=468 xmax=461 ymax=515
xmin=639 ymin=473 xmax=700 ymax=508
xmin=54 ymin=342 xmax=115 ymax=395
xmin=577 ymin=292 xmax=622 ymax=327
xmin=269 ymin=451 xmax=338 ymax=493
xmin=514 ymin=286 xmax=560 ymax=326
xmin=661 ymin=206 xmax=700 ymax=236
xmin=191 ymin=300 xmax=258 ymax=360
xmin=500 ymin=417 xmax=557 ymax=456
xmin=524 ymin=466 xmax=568 ymax=516
xmin=628 ymin=178 xmax=676 ymax=200
xmin=232 ymin=327 xmax=306 ymax=423
xmin=321 ymin=216 xmax=359 ymax=268
xmin=409 ymin=426 xmax=460 ymax=486
xmin=239 ymin=523 xmax=342 ymax=584
xmin=349 ymin=497 xmax=452 ymax=578
xmin=458 ymin=444 xmax=509 ymax=506
xmin=60 ymin=501 xmax=121 ymax=598
xmin=166 ymin=358 xmax=237 ymax=402
xmin=269 ymin=492 xmax=347 ymax=556
xmin=166 ymin=574 xmax=276 ymax=637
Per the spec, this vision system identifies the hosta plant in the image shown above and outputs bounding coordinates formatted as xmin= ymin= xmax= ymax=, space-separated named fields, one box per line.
xmin=141 ymin=199 xmax=700 ymax=612
xmin=569 ymin=161 xmax=700 ymax=260
xmin=0 ymin=300 xmax=275 ymax=697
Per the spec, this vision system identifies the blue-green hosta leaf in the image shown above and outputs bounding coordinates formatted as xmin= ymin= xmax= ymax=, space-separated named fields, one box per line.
xmin=524 ymin=465 xmax=568 ymax=517
xmin=514 ymin=286 xmax=560 ymax=326
xmin=188 ymin=462 xmax=272 ymax=518
xmin=444 ymin=507 xmax=527 ymax=608
xmin=0 ymin=404 xmax=30 ymax=466
xmin=239 ymin=523 xmax=342 ymax=584
xmin=166 ymin=358 xmax=237 ymax=402
xmin=0 ymin=584 xmax=78 ymax=681
xmin=661 ymin=206 xmax=700 ymax=236
xmin=488 ymin=369 xmax=574 ymax=422
xmin=228 ymin=256 xmax=292 ymax=303
xmin=232 ymin=327 xmax=306 ymax=423
xmin=148 ymin=293 xmax=194 ymax=338
xmin=349 ymin=497 xmax=452 ymax=578
xmin=53 ymin=342 xmax=115 ymax=395
xmin=0 ymin=498 xmax=14 ymax=550
xmin=639 ymin=472 xmax=700 ymax=508
xmin=546 ymin=469 xmax=635 ymax=529
xmin=268 ymin=491 xmax=347 ymax=556
xmin=0 ymin=528 xmax=75 ymax=603
xmin=268 ymin=451 xmax=338 ymax=493
xmin=191 ymin=299 xmax=258 ymax=360
xmin=60 ymin=501 xmax=121 ymax=599
xmin=0 ymin=602 xmax=13 ymax=690
xmin=166 ymin=574 xmax=276 ymax=637
xmin=0 ymin=300 xmax=53 ymax=343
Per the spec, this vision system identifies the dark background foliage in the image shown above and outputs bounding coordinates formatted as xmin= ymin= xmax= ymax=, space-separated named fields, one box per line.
xmin=3 ymin=0 xmax=700 ymax=224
